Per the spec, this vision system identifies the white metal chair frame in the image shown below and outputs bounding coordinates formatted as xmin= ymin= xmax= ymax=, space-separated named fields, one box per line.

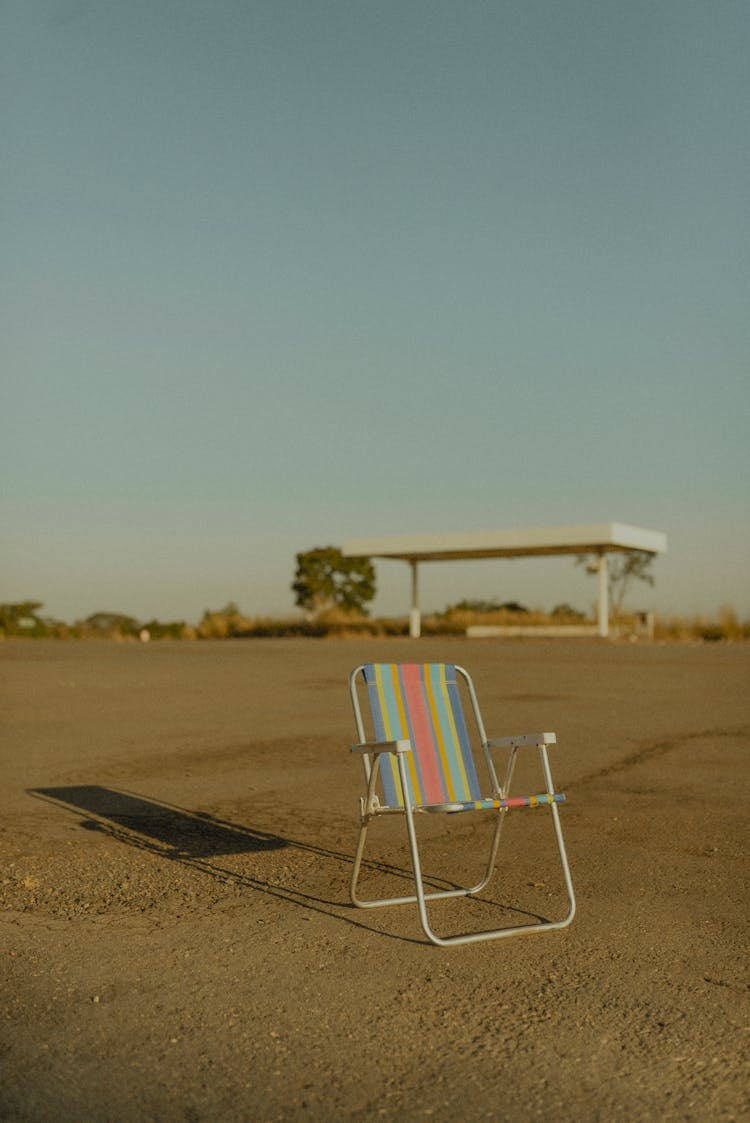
xmin=349 ymin=663 xmax=576 ymax=947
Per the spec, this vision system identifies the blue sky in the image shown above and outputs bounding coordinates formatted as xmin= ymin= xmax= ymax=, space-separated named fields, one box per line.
xmin=3 ymin=0 xmax=749 ymax=623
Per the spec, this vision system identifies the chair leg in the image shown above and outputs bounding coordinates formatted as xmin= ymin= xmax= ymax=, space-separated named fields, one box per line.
xmin=540 ymin=745 xmax=576 ymax=924
xmin=351 ymin=809 xmax=574 ymax=947
xmin=352 ymin=810 xmax=574 ymax=946
xmin=465 ymin=810 xmax=506 ymax=895
xmin=403 ymin=800 xmax=575 ymax=947
xmin=352 ymin=752 xmax=575 ymax=946
xmin=549 ymin=801 xmax=576 ymax=924
xmin=350 ymin=816 xmax=473 ymax=909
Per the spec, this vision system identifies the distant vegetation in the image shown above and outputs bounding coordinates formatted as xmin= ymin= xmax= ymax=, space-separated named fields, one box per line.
xmin=0 ymin=547 xmax=745 ymax=642
xmin=0 ymin=601 xmax=53 ymax=638
xmin=652 ymin=606 xmax=749 ymax=643
xmin=0 ymin=602 xmax=193 ymax=641
xmin=1 ymin=599 xmax=747 ymax=643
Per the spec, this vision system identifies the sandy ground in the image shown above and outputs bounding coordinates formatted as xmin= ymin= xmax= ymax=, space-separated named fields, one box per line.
xmin=1 ymin=637 xmax=749 ymax=1122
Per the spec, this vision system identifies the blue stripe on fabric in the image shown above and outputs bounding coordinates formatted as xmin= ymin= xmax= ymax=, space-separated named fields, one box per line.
xmin=364 ymin=665 xmax=400 ymax=807
xmin=444 ymin=671 xmax=482 ymax=800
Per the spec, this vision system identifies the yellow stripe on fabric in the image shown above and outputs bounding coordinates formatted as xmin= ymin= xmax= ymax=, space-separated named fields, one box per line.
xmin=423 ymin=667 xmax=455 ymax=801
xmin=438 ymin=665 xmax=473 ymax=800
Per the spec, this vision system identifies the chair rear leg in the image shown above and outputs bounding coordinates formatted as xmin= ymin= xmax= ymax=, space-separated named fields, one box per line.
xmin=353 ymin=806 xmax=574 ymax=945
xmin=350 ymin=815 xmax=472 ymax=910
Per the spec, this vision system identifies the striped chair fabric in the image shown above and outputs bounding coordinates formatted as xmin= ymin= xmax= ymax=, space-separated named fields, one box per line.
xmin=363 ymin=663 xmax=565 ymax=813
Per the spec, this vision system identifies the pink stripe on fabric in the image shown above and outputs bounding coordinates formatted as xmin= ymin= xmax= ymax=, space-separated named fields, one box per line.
xmin=400 ymin=664 xmax=446 ymax=803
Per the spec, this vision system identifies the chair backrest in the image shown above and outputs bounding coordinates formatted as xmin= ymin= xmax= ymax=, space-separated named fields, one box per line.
xmin=360 ymin=663 xmax=483 ymax=808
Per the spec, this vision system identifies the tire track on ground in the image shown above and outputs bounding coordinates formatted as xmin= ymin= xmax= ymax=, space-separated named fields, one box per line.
xmin=576 ymin=725 xmax=750 ymax=787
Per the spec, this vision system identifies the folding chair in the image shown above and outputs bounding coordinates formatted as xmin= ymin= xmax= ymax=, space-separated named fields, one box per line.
xmin=349 ymin=663 xmax=575 ymax=946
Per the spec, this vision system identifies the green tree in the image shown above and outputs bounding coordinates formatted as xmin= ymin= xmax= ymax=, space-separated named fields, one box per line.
xmin=140 ymin=618 xmax=189 ymax=640
xmin=577 ymin=551 xmax=655 ymax=620
xmin=83 ymin=612 xmax=140 ymax=638
xmin=292 ymin=547 xmax=376 ymax=618
xmin=551 ymin=603 xmax=585 ymax=622
xmin=444 ymin=599 xmax=529 ymax=615
xmin=0 ymin=601 xmax=49 ymax=637
xmin=447 ymin=598 xmax=502 ymax=614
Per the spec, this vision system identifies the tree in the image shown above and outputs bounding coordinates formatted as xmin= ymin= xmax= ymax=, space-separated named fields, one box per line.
xmin=576 ymin=551 xmax=655 ymax=620
xmin=445 ymin=599 xmax=529 ymax=615
xmin=83 ymin=612 xmax=140 ymax=638
xmin=292 ymin=547 xmax=376 ymax=618
xmin=197 ymin=602 xmax=247 ymax=639
xmin=0 ymin=601 xmax=49 ymax=637
xmin=551 ymin=603 xmax=585 ymax=622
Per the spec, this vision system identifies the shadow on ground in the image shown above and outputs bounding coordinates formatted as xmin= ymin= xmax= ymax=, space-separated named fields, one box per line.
xmin=28 ymin=785 xmax=547 ymax=943
xmin=31 ymin=785 xmax=287 ymax=857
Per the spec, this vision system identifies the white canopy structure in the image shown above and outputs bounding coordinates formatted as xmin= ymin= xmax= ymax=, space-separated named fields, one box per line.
xmin=342 ymin=522 xmax=667 ymax=638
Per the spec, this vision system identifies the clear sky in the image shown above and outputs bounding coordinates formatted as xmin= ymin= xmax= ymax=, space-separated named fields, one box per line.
xmin=3 ymin=1 xmax=749 ymax=624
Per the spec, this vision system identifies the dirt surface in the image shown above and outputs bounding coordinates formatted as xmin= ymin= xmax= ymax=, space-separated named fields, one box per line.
xmin=1 ymin=638 xmax=749 ymax=1121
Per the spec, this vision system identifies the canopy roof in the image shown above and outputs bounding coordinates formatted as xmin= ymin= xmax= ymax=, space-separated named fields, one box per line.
xmin=343 ymin=522 xmax=667 ymax=563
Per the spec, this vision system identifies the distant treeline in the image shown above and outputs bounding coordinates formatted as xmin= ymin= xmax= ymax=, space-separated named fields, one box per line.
xmin=0 ymin=602 xmax=193 ymax=640
xmin=1 ymin=600 xmax=748 ymax=643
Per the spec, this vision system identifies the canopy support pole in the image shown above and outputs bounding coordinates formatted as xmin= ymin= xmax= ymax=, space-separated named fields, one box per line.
xmin=597 ymin=553 xmax=609 ymax=638
xmin=409 ymin=561 xmax=421 ymax=638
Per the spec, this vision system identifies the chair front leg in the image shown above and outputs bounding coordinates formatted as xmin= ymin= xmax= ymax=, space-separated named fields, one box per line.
xmin=540 ymin=745 xmax=576 ymax=924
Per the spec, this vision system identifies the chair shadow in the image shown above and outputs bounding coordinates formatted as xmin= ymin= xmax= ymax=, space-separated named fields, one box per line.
xmin=28 ymin=785 xmax=546 ymax=943
xmin=31 ymin=786 xmax=286 ymax=858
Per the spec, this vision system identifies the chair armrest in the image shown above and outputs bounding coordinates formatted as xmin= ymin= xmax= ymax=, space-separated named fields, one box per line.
xmin=350 ymin=739 xmax=411 ymax=755
xmin=485 ymin=732 xmax=557 ymax=750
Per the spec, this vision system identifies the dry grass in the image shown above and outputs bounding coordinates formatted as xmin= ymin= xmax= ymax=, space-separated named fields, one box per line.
xmin=653 ymin=606 xmax=750 ymax=643
xmin=4 ymin=602 xmax=747 ymax=644
xmin=189 ymin=605 xmax=749 ymax=642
